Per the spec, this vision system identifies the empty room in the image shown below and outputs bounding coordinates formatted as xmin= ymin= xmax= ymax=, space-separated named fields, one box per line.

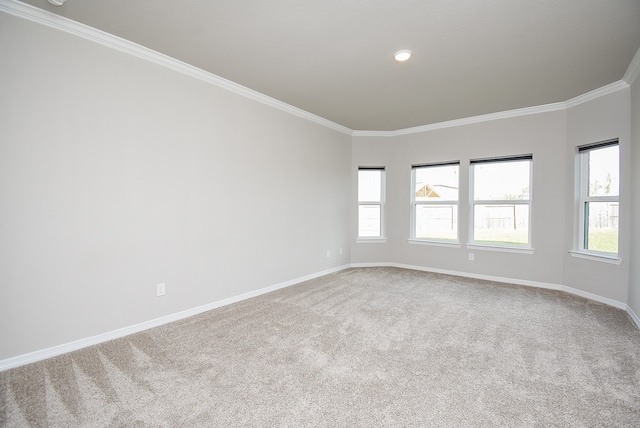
xmin=1 ymin=0 xmax=640 ymax=426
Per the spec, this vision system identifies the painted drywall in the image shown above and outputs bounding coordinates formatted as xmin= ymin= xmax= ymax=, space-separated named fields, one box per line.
xmin=352 ymin=111 xmax=568 ymax=285
xmin=563 ymin=89 xmax=631 ymax=303
xmin=628 ymin=71 xmax=640 ymax=319
xmin=0 ymin=13 xmax=351 ymax=360
xmin=353 ymin=89 xmax=634 ymax=305
xmin=350 ymin=136 xmax=395 ymax=263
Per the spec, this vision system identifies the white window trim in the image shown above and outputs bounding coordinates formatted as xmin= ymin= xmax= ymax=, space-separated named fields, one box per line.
xmin=357 ymin=238 xmax=388 ymax=244
xmin=410 ymin=162 xmax=460 ymax=243
xmin=469 ymin=156 xmax=533 ymax=249
xmin=408 ymin=239 xmax=461 ymax=248
xmin=357 ymin=167 xmax=386 ymax=240
xmin=568 ymin=250 xmax=621 ymax=264
xmin=575 ymin=140 xmax=619 ymax=258
xmin=467 ymin=244 xmax=534 ymax=254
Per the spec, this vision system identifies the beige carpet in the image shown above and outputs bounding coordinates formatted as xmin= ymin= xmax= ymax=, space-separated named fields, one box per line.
xmin=1 ymin=267 xmax=639 ymax=427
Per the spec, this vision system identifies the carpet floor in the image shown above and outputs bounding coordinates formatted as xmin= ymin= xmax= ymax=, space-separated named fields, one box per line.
xmin=1 ymin=267 xmax=639 ymax=427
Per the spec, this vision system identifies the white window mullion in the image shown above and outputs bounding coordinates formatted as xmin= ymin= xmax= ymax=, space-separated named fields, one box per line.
xmin=578 ymin=150 xmax=589 ymax=250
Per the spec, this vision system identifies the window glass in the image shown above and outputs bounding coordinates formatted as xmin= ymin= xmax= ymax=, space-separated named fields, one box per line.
xmin=473 ymin=161 xmax=530 ymax=200
xmin=358 ymin=170 xmax=381 ymax=202
xmin=412 ymin=163 xmax=459 ymax=241
xmin=473 ymin=204 xmax=529 ymax=245
xmin=415 ymin=205 xmax=458 ymax=240
xmin=358 ymin=168 xmax=385 ymax=239
xmin=579 ymin=143 xmax=619 ymax=255
xmin=470 ymin=157 xmax=532 ymax=247
xmin=584 ymin=201 xmax=618 ymax=253
xmin=587 ymin=145 xmax=619 ymax=198
xmin=414 ymin=165 xmax=459 ymax=201
xmin=358 ymin=205 xmax=381 ymax=237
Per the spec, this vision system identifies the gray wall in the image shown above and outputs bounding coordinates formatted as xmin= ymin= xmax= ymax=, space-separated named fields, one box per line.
xmin=352 ymin=89 xmax=632 ymax=304
xmin=352 ymin=112 xmax=567 ymax=286
xmin=629 ymin=71 xmax=640 ymax=320
xmin=563 ymin=89 xmax=631 ymax=303
xmin=1 ymin=10 xmax=638 ymax=363
xmin=0 ymin=13 xmax=351 ymax=360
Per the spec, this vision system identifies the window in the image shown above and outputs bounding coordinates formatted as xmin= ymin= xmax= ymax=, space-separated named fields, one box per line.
xmin=411 ymin=162 xmax=459 ymax=241
xmin=470 ymin=155 xmax=532 ymax=247
xmin=358 ymin=167 xmax=385 ymax=239
xmin=577 ymin=140 xmax=619 ymax=256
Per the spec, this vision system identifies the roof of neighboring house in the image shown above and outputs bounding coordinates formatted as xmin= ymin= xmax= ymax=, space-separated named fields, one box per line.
xmin=415 ymin=184 xmax=458 ymax=200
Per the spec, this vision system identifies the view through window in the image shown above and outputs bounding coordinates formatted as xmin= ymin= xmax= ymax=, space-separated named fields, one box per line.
xmin=358 ymin=168 xmax=385 ymax=238
xmin=411 ymin=162 xmax=459 ymax=241
xmin=578 ymin=141 xmax=619 ymax=255
xmin=470 ymin=156 xmax=532 ymax=247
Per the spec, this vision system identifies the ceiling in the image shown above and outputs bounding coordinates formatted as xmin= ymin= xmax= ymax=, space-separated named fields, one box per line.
xmin=17 ymin=0 xmax=640 ymax=131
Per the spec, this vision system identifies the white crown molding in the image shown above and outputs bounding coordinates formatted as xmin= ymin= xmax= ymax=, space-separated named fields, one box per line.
xmin=2 ymin=0 xmax=635 ymax=139
xmin=353 ymin=102 xmax=567 ymax=137
xmin=623 ymin=46 xmax=640 ymax=85
xmin=0 ymin=0 xmax=353 ymax=136
xmin=564 ymin=80 xmax=629 ymax=108
xmin=354 ymin=79 xmax=629 ymax=138
xmin=355 ymin=66 xmax=634 ymax=137
xmin=0 ymin=264 xmax=351 ymax=371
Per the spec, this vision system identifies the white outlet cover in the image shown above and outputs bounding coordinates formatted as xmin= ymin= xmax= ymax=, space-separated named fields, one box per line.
xmin=157 ymin=283 xmax=166 ymax=296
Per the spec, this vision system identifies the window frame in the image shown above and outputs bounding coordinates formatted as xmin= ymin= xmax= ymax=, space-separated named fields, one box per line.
xmin=469 ymin=155 xmax=533 ymax=249
xmin=575 ymin=139 xmax=619 ymax=258
xmin=357 ymin=167 xmax=386 ymax=241
xmin=410 ymin=161 xmax=460 ymax=243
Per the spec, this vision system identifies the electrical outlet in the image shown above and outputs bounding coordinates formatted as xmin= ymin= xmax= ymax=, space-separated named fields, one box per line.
xmin=339 ymin=248 xmax=343 ymax=255
xmin=326 ymin=250 xmax=331 ymax=258
xmin=469 ymin=253 xmax=475 ymax=261
xmin=157 ymin=283 xmax=166 ymax=296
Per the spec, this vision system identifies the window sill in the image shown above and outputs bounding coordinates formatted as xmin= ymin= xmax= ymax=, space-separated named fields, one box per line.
xmin=569 ymin=251 xmax=621 ymax=265
xmin=356 ymin=238 xmax=388 ymax=244
xmin=466 ymin=244 xmax=534 ymax=254
xmin=408 ymin=239 xmax=461 ymax=248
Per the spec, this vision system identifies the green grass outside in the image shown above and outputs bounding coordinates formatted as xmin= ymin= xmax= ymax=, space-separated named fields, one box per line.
xmin=473 ymin=229 xmax=528 ymax=246
xmin=415 ymin=230 xmax=458 ymax=240
xmin=587 ymin=228 xmax=618 ymax=253
xmin=417 ymin=229 xmax=529 ymax=245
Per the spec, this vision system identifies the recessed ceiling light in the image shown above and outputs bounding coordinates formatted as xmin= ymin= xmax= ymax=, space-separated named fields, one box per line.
xmin=47 ymin=0 xmax=66 ymax=5
xmin=393 ymin=50 xmax=412 ymax=62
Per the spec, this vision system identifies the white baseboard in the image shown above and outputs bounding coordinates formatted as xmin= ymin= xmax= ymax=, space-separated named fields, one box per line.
xmin=2 ymin=262 xmax=635 ymax=371
xmin=627 ymin=306 xmax=640 ymax=330
xmin=0 ymin=264 xmax=351 ymax=372
xmin=560 ymin=285 xmax=627 ymax=310
xmin=351 ymin=262 xmax=628 ymax=311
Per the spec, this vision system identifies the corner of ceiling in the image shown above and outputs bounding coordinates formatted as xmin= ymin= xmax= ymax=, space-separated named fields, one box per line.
xmin=3 ymin=0 xmax=636 ymax=139
xmin=623 ymin=46 xmax=640 ymax=86
xmin=0 ymin=0 xmax=355 ymax=136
